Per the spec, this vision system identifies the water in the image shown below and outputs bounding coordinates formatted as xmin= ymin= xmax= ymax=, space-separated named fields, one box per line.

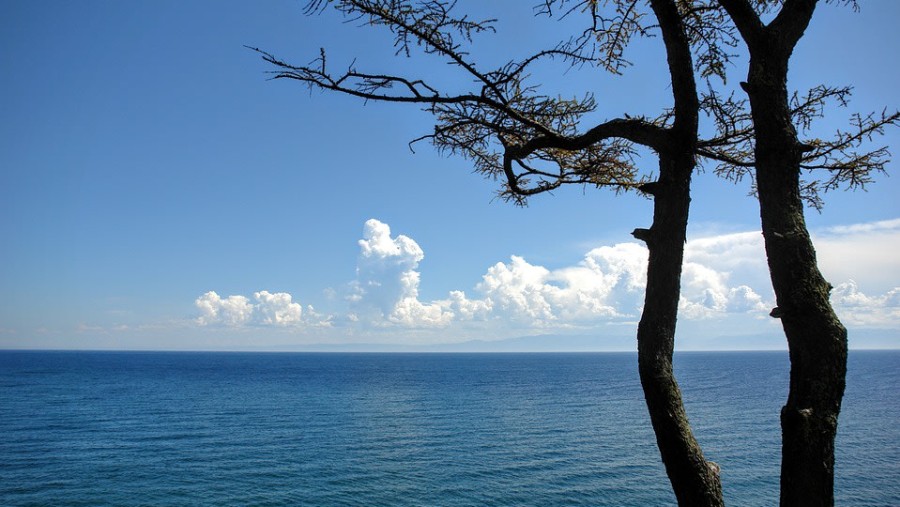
xmin=1 ymin=350 xmax=897 ymax=506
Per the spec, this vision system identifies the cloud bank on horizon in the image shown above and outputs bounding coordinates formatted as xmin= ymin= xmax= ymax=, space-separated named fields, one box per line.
xmin=195 ymin=218 xmax=900 ymax=338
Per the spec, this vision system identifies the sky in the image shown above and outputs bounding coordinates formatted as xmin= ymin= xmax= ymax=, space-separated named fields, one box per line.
xmin=1 ymin=0 xmax=898 ymax=351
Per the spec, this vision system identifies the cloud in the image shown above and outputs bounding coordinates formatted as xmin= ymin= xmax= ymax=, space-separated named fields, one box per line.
xmin=194 ymin=217 xmax=900 ymax=336
xmin=447 ymin=237 xmax=771 ymax=327
xmin=830 ymin=280 xmax=900 ymax=328
xmin=684 ymin=231 xmax=769 ymax=283
xmin=195 ymin=290 xmax=327 ymax=327
xmin=461 ymin=244 xmax=649 ymax=326
xmin=196 ymin=292 xmax=254 ymax=326
xmin=674 ymin=221 xmax=900 ymax=328
xmin=813 ymin=218 xmax=900 ymax=294
xmin=350 ymin=219 xmax=452 ymax=327
xmin=254 ymin=290 xmax=303 ymax=325
xmin=474 ymin=255 xmax=558 ymax=323
xmin=352 ymin=218 xmax=423 ymax=311
xmin=445 ymin=290 xmax=493 ymax=320
xmin=818 ymin=218 xmax=900 ymax=236
xmin=679 ymin=232 xmax=771 ymax=319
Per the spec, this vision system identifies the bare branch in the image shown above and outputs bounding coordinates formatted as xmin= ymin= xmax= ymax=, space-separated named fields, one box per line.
xmin=258 ymin=0 xmax=896 ymax=210
xmin=252 ymin=0 xmax=686 ymax=205
xmin=800 ymin=109 xmax=900 ymax=193
xmin=697 ymin=79 xmax=899 ymax=209
xmin=677 ymin=1 xmax=740 ymax=82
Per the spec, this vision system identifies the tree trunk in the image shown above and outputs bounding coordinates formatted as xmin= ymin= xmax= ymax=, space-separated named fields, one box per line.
xmin=635 ymin=150 xmax=725 ymax=507
xmin=743 ymin=41 xmax=848 ymax=507
xmin=635 ymin=3 xmax=723 ymax=504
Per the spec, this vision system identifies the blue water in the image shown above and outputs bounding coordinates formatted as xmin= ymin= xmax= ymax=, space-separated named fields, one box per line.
xmin=0 ymin=351 xmax=897 ymax=506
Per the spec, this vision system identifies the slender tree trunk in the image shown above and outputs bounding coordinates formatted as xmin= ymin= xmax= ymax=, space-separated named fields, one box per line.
xmin=634 ymin=150 xmax=725 ymax=507
xmin=742 ymin=33 xmax=848 ymax=507
xmin=633 ymin=3 xmax=724 ymax=505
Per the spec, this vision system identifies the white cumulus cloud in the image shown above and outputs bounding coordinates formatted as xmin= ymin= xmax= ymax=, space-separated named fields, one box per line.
xmin=195 ymin=291 xmax=254 ymax=326
xmin=194 ymin=218 xmax=900 ymax=337
xmin=448 ymin=236 xmax=771 ymax=327
xmin=444 ymin=243 xmax=648 ymax=327
xmin=351 ymin=219 xmax=452 ymax=327
xmin=679 ymin=232 xmax=771 ymax=319
xmin=254 ymin=290 xmax=303 ymax=325
xmin=195 ymin=290 xmax=326 ymax=327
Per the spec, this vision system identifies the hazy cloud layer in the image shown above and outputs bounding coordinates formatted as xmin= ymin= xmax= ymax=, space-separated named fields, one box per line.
xmin=831 ymin=281 xmax=900 ymax=328
xmin=195 ymin=218 xmax=900 ymax=333
xmin=814 ymin=218 xmax=900 ymax=295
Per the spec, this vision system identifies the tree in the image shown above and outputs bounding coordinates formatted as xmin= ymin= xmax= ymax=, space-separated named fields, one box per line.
xmin=708 ymin=1 xmax=898 ymax=504
xmin=252 ymin=1 xmax=725 ymax=502
xmin=251 ymin=0 xmax=896 ymax=504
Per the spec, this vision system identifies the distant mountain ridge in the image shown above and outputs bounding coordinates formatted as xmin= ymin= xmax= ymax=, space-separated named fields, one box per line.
xmin=254 ymin=328 xmax=897 ymax=353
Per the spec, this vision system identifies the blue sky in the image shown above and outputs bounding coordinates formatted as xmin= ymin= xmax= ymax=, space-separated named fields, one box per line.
xmin=1 ymin=1 xmax=898 ymax=351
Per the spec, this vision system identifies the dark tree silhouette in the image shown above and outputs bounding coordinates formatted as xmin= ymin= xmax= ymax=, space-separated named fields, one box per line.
xmin=251 ymin=0 xmax=897 ymax=504
xmin=709 ymin=1 xmax=899 ymax=504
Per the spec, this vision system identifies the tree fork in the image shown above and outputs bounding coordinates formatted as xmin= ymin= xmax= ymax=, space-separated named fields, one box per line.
xmin=723 ymin=0 xmax=850 ymax=501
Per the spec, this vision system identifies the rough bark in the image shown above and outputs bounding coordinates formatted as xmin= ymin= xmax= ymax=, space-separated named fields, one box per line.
xmin=632 ymin=2 xmax=725 ymax=505
xmin=636 ymin=151 xmax=725 ymax=507
xmin=720 ymin=1 xmax=848 ymax=504
xmin=748 ymin=58 xmax=848 ymax=507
